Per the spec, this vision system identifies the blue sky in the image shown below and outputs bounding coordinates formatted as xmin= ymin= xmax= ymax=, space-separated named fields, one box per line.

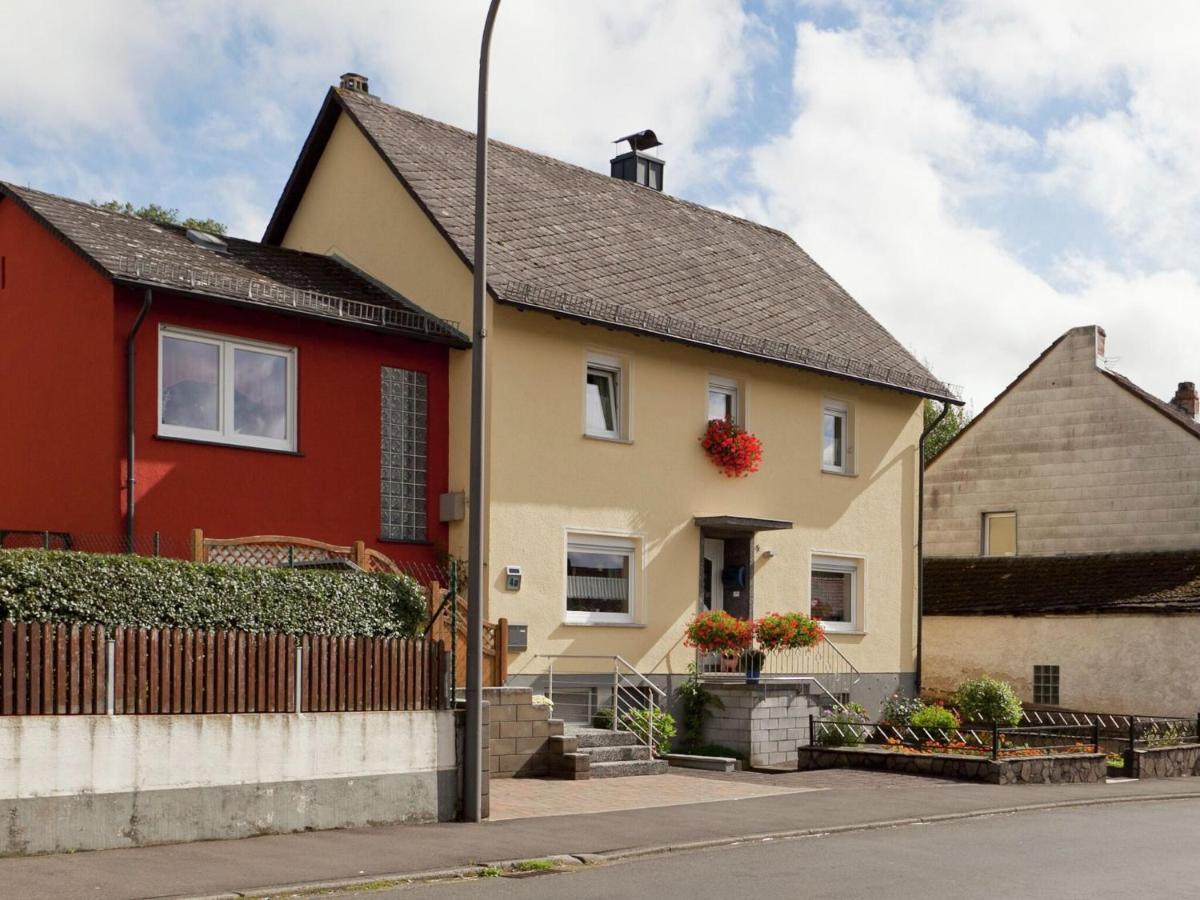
xmin=3 ymin=0 xmax=1197 ymax=410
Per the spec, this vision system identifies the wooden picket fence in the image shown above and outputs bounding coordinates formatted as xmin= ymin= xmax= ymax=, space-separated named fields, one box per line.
xmin=0 ymin=621 xmax=445 ymax=716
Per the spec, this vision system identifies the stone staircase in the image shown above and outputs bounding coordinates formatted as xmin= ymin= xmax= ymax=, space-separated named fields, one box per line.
xmin=550 ymin=726 xmax=668 ymax=780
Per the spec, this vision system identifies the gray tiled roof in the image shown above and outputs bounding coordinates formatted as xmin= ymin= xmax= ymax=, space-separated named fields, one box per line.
xmin=0 ymin=182 xmax=466 ymax=345
xmin=328 ymin=89 xmax=952 ymax=400
xmin=926 ymin=552 xmax=1200 ymax=615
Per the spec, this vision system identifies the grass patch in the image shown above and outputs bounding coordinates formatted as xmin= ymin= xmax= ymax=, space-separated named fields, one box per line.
xmin=478 ymin=867 xmax=503 ymax=878
xmin=509 ymin=860 xmax=556 ymax=873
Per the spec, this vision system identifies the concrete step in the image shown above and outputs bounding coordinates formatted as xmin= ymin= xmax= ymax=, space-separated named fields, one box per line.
xmin=571 ymin=728 xmax=642 ymax=749
xmin=549 ymin=751 xmax=591 ymax=780
xmin=587 ymin=758 xmax=669 ymax=779
xmin=548 ymin=734 xmax=579 ymax=754
xmin=582 ymin=744 xmax=653 ymax=763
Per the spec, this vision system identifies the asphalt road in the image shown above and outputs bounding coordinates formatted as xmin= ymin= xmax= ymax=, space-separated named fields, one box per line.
xmin=360 ymin=799 xmax=1200 ymax=899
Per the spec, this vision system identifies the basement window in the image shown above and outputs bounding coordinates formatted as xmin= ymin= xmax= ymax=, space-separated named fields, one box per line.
xmin=158 ymin=325 xmax=296 ymax=452
xmin=1033 ymin=665 xmax=1060 ymax=705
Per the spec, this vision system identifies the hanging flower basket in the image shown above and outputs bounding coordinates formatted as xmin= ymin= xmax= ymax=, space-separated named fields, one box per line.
xmin=700 ymin=418 xmax=763 ymax=478
xmin=754 ymin=612 xmax=825 ymax=651
xmin=683 ymin=610 xmax=754 ymax=657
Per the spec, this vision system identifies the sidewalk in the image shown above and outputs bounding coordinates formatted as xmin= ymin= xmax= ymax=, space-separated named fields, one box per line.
xmin=3 ymin=774 xmax=1199 ymax=900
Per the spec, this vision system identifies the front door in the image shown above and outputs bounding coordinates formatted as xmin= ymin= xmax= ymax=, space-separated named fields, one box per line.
xmin=702 ymin=538 xmax=724 ymax=612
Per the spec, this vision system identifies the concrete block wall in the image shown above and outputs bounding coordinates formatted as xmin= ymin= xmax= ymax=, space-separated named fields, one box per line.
xmin=704 ymin=683 xmax=822 ymax=767
xmin=483 ymin=686 xmax=565 ymax=777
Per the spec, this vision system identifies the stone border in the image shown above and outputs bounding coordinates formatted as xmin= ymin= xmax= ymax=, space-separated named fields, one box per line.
xmin=796 ymin=745 xmax=1106 ymax=784
xmin=1128 ymin=743 xmax=1200 ymax=778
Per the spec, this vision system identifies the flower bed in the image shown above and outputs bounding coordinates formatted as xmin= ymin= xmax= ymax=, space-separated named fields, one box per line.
xmin=796 ymin=745 xmax=1106 ymax=785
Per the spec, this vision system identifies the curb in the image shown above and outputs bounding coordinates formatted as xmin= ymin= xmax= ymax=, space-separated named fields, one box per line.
xmin=183 ymin=791 xmax=1200 ymax=899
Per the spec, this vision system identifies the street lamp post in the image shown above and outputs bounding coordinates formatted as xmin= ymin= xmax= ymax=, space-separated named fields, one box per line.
xmin=464 ymin=0 xmax=502 ymax=824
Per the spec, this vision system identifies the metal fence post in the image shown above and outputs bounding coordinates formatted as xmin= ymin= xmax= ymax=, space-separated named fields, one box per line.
xmin=293 ymin=643 xmax=303 ymax=713
xmin=809 ymin=713 xmax=815 ymax=747
xmin=153 ymin=531 xmax=161 ymax=558
xmin=42 ymin=530 xmax=50 ymax=551
xmin=611 ymin=667 xmax=619 ymax=731
xmin=1092 ymin=722 xmax=1100 ymax=754
xmin=105 ymin=639 xmax=116 ymax=715
xmin=991 ymin=722 xmax=1000 ymax=760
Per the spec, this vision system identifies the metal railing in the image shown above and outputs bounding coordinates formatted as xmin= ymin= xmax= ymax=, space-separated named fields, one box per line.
xmin=696 ymin=639 xmax=862 ymax=703
xmin=1017 ymin=708 xmax=1200 ymax=758
xmin=810 ymin=717 xmax=1103 ymax=760
xmin=536 ymin=654 xmax=668 ymax=755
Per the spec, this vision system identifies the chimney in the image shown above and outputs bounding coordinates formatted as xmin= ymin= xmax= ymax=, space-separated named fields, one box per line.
xmin=1170 ymin=381 xmax=1198 ymax=420
xmin=339 ymin=72 xmax=370 ymax=94
xmin=610 ymin=130 xmax=665 ymax=191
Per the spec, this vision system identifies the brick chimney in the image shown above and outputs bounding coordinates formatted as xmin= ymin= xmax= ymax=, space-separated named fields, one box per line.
xmin=339 ymin=72 xmax=370 ymax=94
xmin=1170 ymin=381 xmax=1198 ymax=420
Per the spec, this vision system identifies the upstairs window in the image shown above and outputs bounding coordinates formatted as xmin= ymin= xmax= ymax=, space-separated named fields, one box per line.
xmin=584 ymin=352 xmax=626 ymax=440
xmin=822 ymin=400 xmax=851 ymax=474
xmin=707 ymin=376 xmax=740 ymax=424
xmin=158 ymin=326 xmax=296 ymax=452
xmin=983 ymin=512 xmax=1017 ymax=556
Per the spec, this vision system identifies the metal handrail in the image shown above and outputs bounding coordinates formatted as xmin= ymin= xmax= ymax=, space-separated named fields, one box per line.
xmin=534 ymin=654 xmax=666 ymax=697
xmin=535 ymin=653 xmax=665 ymax=755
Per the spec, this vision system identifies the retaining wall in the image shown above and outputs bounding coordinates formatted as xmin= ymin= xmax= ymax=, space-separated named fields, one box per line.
xmin=0 ymin=710 xmax=457 ymax=855
xmin=1128 ymin=743 xmax=1200 ymax=778
xmin=796 ymin=746 xmax=1107 ymax=784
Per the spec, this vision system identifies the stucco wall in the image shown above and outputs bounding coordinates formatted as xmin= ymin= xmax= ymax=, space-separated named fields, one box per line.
xmin=0 ymin=710 xmax=457 ymax=854
xmin=489 ymin=307 xmax=922 ymax=677
xmin=924 ymin=614 xmax=1200 ymax=717
xmin=925 ymin=326 xmax=1200 ymax=556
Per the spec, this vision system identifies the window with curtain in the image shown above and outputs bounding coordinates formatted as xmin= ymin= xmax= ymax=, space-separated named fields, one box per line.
xmin=565 ymin=535 xmax=636 ymax=624
xmin=158 ymin=327 xmax=295 ymax=451
xmin=811 ymin=556 xmax=859 ymax=631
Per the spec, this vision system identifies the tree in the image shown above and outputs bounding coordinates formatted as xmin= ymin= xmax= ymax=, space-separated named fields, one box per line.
xmin=92 ymin=199 xmax=227 ymax=235
xmin=923 ymin=398 xmax=971 ymax=462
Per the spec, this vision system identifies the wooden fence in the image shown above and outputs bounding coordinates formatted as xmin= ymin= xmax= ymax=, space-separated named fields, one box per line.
xmin=0 ymin=621 xmax=445 ymax=715
xmin=425 ymin=583 xmax=508 ymax=688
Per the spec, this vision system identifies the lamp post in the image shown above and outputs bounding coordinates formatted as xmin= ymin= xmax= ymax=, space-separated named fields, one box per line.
xmin=464 ymin=0 xmax=502 ymax=824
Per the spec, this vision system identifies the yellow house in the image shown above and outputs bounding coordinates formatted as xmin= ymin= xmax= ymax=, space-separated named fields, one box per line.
xmin=262 ymin=74 xmax=956 ymax=723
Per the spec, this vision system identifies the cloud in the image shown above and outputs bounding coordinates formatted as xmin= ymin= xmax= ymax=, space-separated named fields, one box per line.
xmin=730 ymin=5 xmax=1200 ymax=409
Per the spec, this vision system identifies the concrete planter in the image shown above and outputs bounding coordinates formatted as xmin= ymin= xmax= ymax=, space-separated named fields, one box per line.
xmin=796 ymin=745 xmax=1107 ymax=785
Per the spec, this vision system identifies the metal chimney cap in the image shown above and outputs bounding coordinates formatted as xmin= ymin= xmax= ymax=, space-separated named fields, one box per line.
xmin=614 ymin=129 xmax=662 ymax=152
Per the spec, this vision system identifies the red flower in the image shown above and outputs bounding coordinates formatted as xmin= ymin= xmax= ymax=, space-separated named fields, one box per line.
xmin=700 ymin=419 xmax=763 ymax=477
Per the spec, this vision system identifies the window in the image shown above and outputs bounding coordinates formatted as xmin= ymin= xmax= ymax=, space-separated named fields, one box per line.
xmin=1033 ymin=665 xmax=1060 ymax=705
xmin=565 ymin=534 xmax=637 ymax=624
xmin=983 ymin=512 xmax=1017 ymax=556
xmin=584 ymin=352 xmax=626 ymax=440
xmin=158 ymin=326 xmax=296 ymax=451
xmin=381 ymin=367 xmax=428 ymax=542
xmin=822 ymin=400 xmax=851 ymax=474
xmin=811 ymin=556 xmax=859 ymax=631
xmin=707 ymin=376 xmax=740 ymax=424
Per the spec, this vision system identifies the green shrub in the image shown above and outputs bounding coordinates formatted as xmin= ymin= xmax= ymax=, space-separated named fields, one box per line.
xmin=880 ymin=693 xmax=926 ymax=725
xmin=0 ymin=549 xmax=425 ymax=637
xmin=620 ymin=707 xmax=677 ymax=755
xmin=676 ymin=664 xmax=723 ymax=751
xmin=908 ymin=705 xmax=960 ymax=732
xmin=952 ymin=675 xmax=1023 ymax=726
xmin=592 ymin=707 xmax=614 ymax=729
xmin=814 ymin=710 xmax=868 ymax=746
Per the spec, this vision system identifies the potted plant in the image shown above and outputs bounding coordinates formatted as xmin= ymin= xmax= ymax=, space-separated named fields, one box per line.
xmin=742 ymin=648 xmax=765 ymax=684
xmin=754 ymin=611 xmax=824 ymax=651
xmin=684 ymin=610 xmax=753 ymax=664
xmin=700 ymin=418 xmax=763 ymax=478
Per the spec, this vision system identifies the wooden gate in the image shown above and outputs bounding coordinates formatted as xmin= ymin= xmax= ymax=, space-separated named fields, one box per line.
xmin=425 ymin=583 xmax=508 ymax=688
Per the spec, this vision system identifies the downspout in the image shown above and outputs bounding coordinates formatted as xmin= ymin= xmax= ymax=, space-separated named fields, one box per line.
xmin=125 ymin=288 xmax=153 ymax=553
xmin=915 ymin=400 xmax=950 ymax=695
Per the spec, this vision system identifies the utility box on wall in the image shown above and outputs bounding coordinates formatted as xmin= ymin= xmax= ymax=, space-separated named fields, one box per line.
xmin=507 ymin=624 xmax=528 ymax=651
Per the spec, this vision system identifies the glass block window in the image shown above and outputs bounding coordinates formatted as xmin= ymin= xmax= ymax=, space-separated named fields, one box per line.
xmin=381 ymin=367 xmax=428 ymax=542
xmin=1033 ymin=665 xmax=1060 ymax=705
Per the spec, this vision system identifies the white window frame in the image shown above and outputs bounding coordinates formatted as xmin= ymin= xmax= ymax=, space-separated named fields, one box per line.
xmin=563 ymin=532 xmax=639 ymax=625
xmin=157 ymin=325 xmax=297 ymax=452
xmin=810 ymin=554 xmax=861 ymax=633
xmin=707 ymin=375 xmax=741 ymax=426
xmin=821 ymin=399 xmax=852 ymax=475
xmin=982 ymin=511 xmax=1017 ymax=557
xmin=583 ymin=350 xmax=629 ymax=441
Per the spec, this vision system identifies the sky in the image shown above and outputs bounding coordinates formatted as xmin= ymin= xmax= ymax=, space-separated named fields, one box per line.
xmin=3 ymin=0 xmax=1197 ymax=412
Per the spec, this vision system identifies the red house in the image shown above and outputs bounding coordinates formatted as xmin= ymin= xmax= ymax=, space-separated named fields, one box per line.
xmin=0 ymin=183 xmax=467 ymax=570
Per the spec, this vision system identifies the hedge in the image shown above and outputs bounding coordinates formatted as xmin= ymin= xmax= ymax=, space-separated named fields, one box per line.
xmin=0 ymin=549 xmax=427 ymax=637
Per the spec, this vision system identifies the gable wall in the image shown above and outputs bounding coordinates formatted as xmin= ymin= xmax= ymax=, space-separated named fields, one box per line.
xmin=0 ymin=198 xmax=121 ymax=537
xmin=926 ymin=326 xmax=1200 ymax=556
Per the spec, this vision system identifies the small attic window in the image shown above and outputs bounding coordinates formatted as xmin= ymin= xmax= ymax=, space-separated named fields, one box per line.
xmin=186 ymin=228 xmax=228 ymax=254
